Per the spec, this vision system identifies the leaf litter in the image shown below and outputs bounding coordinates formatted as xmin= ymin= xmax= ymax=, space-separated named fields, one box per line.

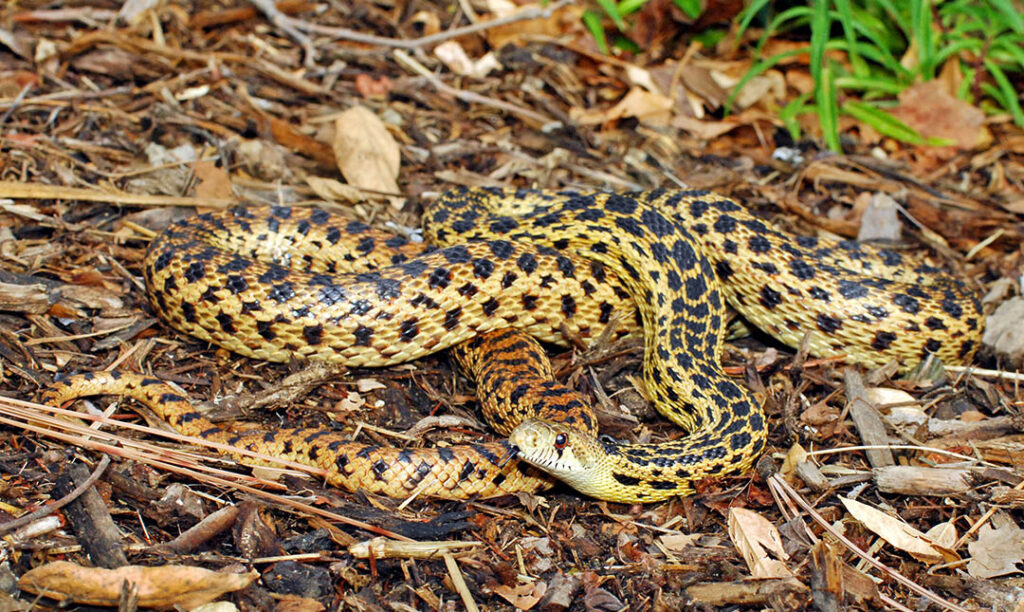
xmin=0 ymin=0 xmax=1022 ymax=609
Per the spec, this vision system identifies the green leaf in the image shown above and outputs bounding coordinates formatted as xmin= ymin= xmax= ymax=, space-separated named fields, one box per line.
xmin=672 ymin=0 xmax=701 ymax=19
xmin=817 ymin=65 xmax=841 ymax=152
xmin=616 ymin=0 xmax=647 ymax=17
xmin=983 ymin=58 xmax=1024 ymax=128
xmin=582 ymin=10 xmax=609 ymax=54
xmin=596 ymin=0 xmax=626 ymax=31
xmin=809 ymin=0 xmax=829 ymax=86
xmin=834 ymin=75 xmax=907 ymax=95
xmin=779 ymin=92 xmax=814 ymax=141
xmin=834 ymin=0 xmax=869 ymax=77
xmin=841 ymin=100 xmax=927 ymax=144
xmin=755 ymin=6 xmax=813 ymax=57
xmin=735 ymin=0 xmax=772 ymax=43
xmin=988 ymin=0 xmax=1024 ymax=34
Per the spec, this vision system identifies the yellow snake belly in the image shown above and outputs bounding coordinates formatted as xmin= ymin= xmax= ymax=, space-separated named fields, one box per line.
xmin=43 ymin=187 xmax=982 ymax=503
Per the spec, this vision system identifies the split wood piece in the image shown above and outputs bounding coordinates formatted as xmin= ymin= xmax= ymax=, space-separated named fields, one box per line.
xmin=873 ymin=465 xmax=1020 ymax=499
xmin=685 ymin=577 xmax=809 ymax=608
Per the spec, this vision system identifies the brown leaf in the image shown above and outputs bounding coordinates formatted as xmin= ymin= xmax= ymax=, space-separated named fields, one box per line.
xmin=192 ymin=159 xmax=233 ymax=200
xmin=966 ymin=513 xmax=1024 ymax=578
xmin=890 ymin=81 xmax=990 ymax=149
xmin=727 ymin=507 xmax=794 ymax=578
xmin=332 ymin=106 xmax=401 ymax=204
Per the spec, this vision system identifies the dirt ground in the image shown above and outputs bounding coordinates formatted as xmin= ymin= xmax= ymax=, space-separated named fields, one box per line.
xmin=1 ymin=1 xmax=1023 ymax=610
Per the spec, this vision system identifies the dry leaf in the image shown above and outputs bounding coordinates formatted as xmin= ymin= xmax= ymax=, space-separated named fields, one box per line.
xmin=658 ymin=532 xmax=701 ymax=552
xmin=305 ymin=176 xmax=364 ymax=204
xmin=193 ymin=160 xmax=233 ymax=200
xmin=840 ymin=497 xmax=959 ymax=564
xmin=19 ymin=561 xmax=257 ymax=609
xmin=672 ymin=115 xmax=742 ymax=140
xmin=434 ymin=41 xmax=500 ymax=79
xmin=491 ymin=580 xmax=546 ymax=610
xmin=966 ymin=513 xmax=1024 ymax=579
xmin=570 ymin=87 xmax=674 ymax=126
xmin=727 ymin=507 xmax=794 ymax=578
xmin=485 ymin=3 xmax=582 ymax=49
xmin=890 ymin=81 xmax=990 ymax=149
xmin=864 ymin=387 xmax=917 ymax=407
xmin=332 ymin=106 xmax=401 ymax=206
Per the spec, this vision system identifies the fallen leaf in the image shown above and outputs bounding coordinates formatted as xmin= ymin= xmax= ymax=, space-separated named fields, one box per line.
xmin=570 ymin=87 xmax=674 ymax=126
xmin=332 ymin=106 xmax=401 ymax=207
xmin=966 ymin=513 xmax=1024 ymax=579
xmin=727 ymin=507 xmax=793 ymax=578
xmin=658 ymin=532 xmax=701 ymax=552
xmin=354 ymin=74 xmax=392 ymax=99
xmin=305 ymin=176 xmax=364 ymax=204
xmin=19 ymin=561 xmax=257 ymax=609
xmin=193 ymin=160 xmax=233 ymax=200
xmin=434 ymin=41 xmax=500 ymax=79
xmin=890 ymin=81 xmax=990 ymax=149
xmin=841 ymin=497 xmax=959 ymax=564
xmin=491 ymin=580 xmax=546 ymax=610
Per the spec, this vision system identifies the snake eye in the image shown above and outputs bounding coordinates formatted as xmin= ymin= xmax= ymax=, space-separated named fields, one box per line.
xmin=554 ymin=433 xmax=568 ymax=449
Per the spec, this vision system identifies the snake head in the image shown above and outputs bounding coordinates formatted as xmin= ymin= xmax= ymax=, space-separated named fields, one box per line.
xmin=509 ymin=418 xmax=614 ymax=498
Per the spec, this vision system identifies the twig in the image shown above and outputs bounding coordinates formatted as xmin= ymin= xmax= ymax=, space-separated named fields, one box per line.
xmin=944 ymin=365 xmax=1024 ymax=382
xmin=768 ymin=475 xmax=969 ymax=612
xmin=300 ymin=0 xmax=573 ymax=49
xmin=248 ymin=0 xmax=316 ymax=67
xmin=393 ymin=50 xmax=554 ymax=126
xmin=0 ymin=455 xmax=110 ymax=536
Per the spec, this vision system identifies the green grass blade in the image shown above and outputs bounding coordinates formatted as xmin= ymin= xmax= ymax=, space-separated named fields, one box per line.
xmin=833 ymin=0 xmax=868 ymax=77
xmin=818 ymin=65 xmax=841 ymax=152
xmin=595 ymin=0 xmax=626 ymax=31
xmin=779 ymin=92 xmax=815 ymax=141
xmin=755 ymin=6 xmax=813 ymax=56
xmin=582 ymin=10 xmax=609 ymax=53
xmin=841 ymin=100 xmax=926 ymax=144
xmin=672 ymin=0 xmax=701 ymax=19
xmin=616 ymin=0 xmax=646 ymax=16
xmin=834 ymin=75 xmax=907 ymax=95
xmin=988 ymin=0 xmax=1024 ymax=34
xmin=983 ymin=59 xmax=1024 ymax=127
xmin=810 ymin=0 xmax=829 ymax=85
xmin=734 ymin=0 xmax=773 ymax=44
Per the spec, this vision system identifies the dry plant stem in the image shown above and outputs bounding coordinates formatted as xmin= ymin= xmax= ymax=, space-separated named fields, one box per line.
xmin=393 ymin=50 xmax=554 ymax=126
xmin=248 ymin=0 xmax=314 ymax=66
xmin=0 ymin=397 xmax=412 ymax=540
xmin=0 ymin=181 xmax=235 ymax=208
xmin=348 ymin=537 xmax=481 ymax=559
xmin=944 ymin=365 xmax=1024 ymax=382
xmin=443 ymin=553 xmax=480 ymax=612
xmin=301 ymin=0 xmax=573 ymax=49
xmin=0 ymin=455 xmax=111 ymax=536
xmin=768 ymin=476 xmax=968 ymax=612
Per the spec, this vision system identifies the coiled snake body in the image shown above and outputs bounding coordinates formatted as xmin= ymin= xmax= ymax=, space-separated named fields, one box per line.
xmin=44 ymin=187 xmax=982 ymax=503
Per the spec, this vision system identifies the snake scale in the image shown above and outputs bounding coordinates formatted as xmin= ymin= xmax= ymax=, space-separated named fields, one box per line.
xmin=44 ymin=187 xmax=982 ymax=503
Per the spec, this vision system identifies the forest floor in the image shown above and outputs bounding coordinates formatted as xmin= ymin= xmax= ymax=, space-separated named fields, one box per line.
xmin=1 ymin=1 xmax=1023 ymax=610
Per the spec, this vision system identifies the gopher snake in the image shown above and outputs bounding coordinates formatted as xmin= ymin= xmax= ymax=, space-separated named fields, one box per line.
xmin=43 ymin=187 xmax=982 ymax=503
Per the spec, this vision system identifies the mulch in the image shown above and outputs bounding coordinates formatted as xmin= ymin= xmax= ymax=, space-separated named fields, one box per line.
xmin=0 ymin=1 xmax=1022 ymax=610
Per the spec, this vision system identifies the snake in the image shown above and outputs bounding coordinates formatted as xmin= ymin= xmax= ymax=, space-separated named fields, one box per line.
xmin=42 ymin=187 xmax=983 ymax=503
